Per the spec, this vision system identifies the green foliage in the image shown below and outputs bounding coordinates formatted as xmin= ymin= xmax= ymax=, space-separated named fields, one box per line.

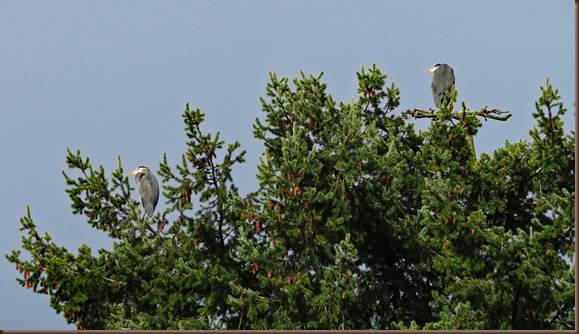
xmin=6 ymin=68 xmax=574 ymax=330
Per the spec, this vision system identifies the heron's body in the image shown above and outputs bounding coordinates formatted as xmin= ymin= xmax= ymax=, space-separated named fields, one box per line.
xmin=127 ymin=166 xmax=159 ymax=218
xmin=425 ymin=63 xmax=455 ymax=108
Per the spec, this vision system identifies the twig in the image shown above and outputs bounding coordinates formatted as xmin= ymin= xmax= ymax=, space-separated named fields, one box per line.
xmin=405 ymin=107 xmax=511 ymax=121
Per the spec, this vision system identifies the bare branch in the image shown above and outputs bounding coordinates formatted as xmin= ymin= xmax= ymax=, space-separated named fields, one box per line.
xmin=404 ymin=107 xmax=511 ymax=121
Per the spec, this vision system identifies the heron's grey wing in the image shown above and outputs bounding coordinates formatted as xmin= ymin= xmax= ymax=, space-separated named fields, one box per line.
xmin=432 ymin=67 xmax=455 ymax=107
xmin=443 ymin=67 xmax=455 ymax=93
xmin=138 ymin=172 xmax=160 ymax=217
xmin=432 ymin=81 xmax=446 ymax=106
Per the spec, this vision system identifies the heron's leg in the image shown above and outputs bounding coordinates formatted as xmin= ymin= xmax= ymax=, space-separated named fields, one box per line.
xmin=140 ymin=212 xmax=156 ymax=234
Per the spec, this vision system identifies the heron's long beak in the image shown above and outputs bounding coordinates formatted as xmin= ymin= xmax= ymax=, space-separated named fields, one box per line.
xmin=424 ymin=66 xmax=438 ymax=73
xmin=126 ymin=169 xmax=139 ymax=176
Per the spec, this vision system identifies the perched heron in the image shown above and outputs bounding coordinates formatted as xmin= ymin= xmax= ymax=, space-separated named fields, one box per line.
xmin=127 ymin=166 xmax=159 ymax=219
xmin=425 ymin=63 xmax=455 ymax=108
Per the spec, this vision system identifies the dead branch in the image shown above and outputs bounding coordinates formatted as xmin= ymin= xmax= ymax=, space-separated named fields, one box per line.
xmin=404 ymin=107 xmax=511 ymax=121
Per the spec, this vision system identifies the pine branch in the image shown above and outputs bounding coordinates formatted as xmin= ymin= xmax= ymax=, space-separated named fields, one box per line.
xmin=405 ymin=107 xmax=511 ymax=121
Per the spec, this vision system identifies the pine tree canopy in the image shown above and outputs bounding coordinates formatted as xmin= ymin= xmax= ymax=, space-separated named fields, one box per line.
xmin=6 ymin=65 xmax=575 ymax=330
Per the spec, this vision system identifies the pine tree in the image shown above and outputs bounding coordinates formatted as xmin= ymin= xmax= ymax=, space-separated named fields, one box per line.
xmin=6 ymin=66 xmax=574 ymax=329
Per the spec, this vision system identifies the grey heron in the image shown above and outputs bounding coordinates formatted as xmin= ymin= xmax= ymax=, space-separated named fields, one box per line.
xmin=425 ymin=63 xmax=455 ymax=109
xmin=127 ymin=166 xmax=159 ymax=219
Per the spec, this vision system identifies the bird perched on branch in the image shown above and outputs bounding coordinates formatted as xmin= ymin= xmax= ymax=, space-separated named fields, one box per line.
xmin=127 ymin=166 xmax=159 ymax=220
xmin=425 ymin=63 xmax=455 ymax=109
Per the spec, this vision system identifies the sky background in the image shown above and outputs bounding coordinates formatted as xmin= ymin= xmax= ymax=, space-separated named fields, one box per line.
xmin=0 ymin=0 xmax=574 ymax=329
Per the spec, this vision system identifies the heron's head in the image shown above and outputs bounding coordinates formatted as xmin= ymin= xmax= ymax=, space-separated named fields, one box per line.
xmin=424 ymin=64 xmax=442 ymax=73
xmin=127 ymin=166 xmax=150 ymax=177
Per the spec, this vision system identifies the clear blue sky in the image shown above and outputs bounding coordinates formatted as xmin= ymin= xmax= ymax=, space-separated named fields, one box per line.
xmin=0 ymin=0 xmax=573 ymax=329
